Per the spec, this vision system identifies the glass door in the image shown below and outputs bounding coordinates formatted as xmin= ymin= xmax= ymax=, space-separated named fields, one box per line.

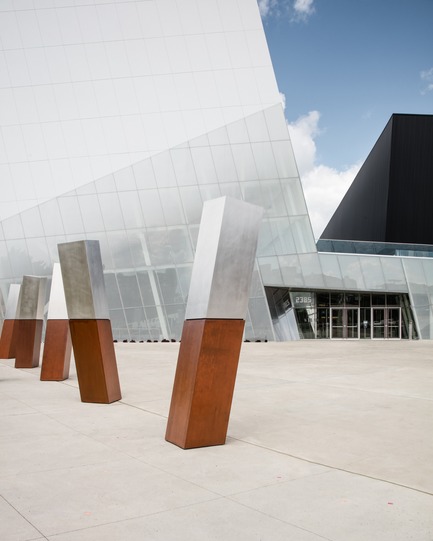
xmin=372 ymin=308 xmax=385 ymax=338
xmin=331 ymin=308 xmax=359 ymax=339
xmin=387 ymin=307 xmax=401 ymax=339
xmin=372 ymin=307 xmax=401 ymax=339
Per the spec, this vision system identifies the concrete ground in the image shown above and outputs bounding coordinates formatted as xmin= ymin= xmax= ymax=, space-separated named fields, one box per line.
xmin=1 ymin=340 xmax=432 ymax=541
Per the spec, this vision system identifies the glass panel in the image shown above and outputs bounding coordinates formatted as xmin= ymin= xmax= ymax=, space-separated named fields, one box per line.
xmin=251 ymin=142 xmax=278 ymax=179
xmin=159 ymin=187 xmax=186 ymax=226
xmin=331 ymin=309 xmax=344 ymax=339
xmin=124 ymin=307 xmax=147 ymax=341
xmin=139 ymin=190 xmax=165 ymax=227
xmin=156 ymin=268 xmax=183 ymax=304
xmin=78 ymin=194 xmax=105 ymax=232
xmin=2 ymin=214 xmax=24 ymax=240
xmin=104 ymin=272 xmax=122 ymax=310
xmin=170 ymin=148 xmax=197 ymax=186
xmin=346 ymin=309 xmax=359 ymax=339
xmin=248 ymin=296 xmax=273 ymax=340
xmin=20 ymin=207 xmax=44 ymax=238
xmin=297 ymin=253 xmax=325 ymax=288
xmin=7 ymin=239 xmax=32 ymax=277
xmin=95 ymin=173 xmax=117 ymax=193
xmin=27 ymin=237 xmax=51 ymax=276
xmin=359 ymin=257 xmax=386 ymax=290
xmin=317 ymin=308 xmax=330 ymax=338
xmin=264 ymin=105 xmax=290 ymax=141
xmin=126 ymin=231 xmax=146 ymax=267
xmin=272 ymin=140 xmax=299 ymax=178
xmin=176 ymin=265 xmax=192 ymax=301
xmin=167 ymin=228 xmax=194 ymax=264
xmin=152 ymin=150 xmax=176 ymax=188
xmin=279 ymin=254 xmax=304 ymax=287
xmin=227 ymin=117 xmax=249 ymax=144
xmin=231 ymin=144 xmax=259 ymax=181
xmin=118 ymin=191 xmax=145 ymax=229
xmin=257 ymin=220 xmax=276 ymax=257
xmin=290 ymin=215 xmax=316 ymax=253
xmin=372 ymin=308 xmax=385 ymax=339
xmin=249 ymin=264 xmax=265 ymax=298
xmin=107 ymin=231 xmax=133 ymax=269
xmin=164 ymin=304 xmax=185 ymax=339
xmin=109 ymin=309 xmax=128 ymax=335
xmin=199 ymin=184 xmax=221 ymax=202
xmin=219 ymin=182 xmax=242 ymax=199
xmin=89 ymin=232 xmax=113 ymax=271
xmin=211 ymin=146 xmax=238 ymax=182
xmin=241 ymin=180 xmax=262 ymax=208
xmin=269 ymin=218 xmax=296 ymax=255
xmin=0 ymin=241 xmax=12 ymax=279
xmin=318 ymin=254 xmax=343 ymax=289
xmin=388 ymin=307 xmax=401 ymax=339
xmin=98 ymin=193 xmax=125 ymax=231
xmin=145 ymin=305 xmax=163 ymax=340
xmin=117 ymin=272 xmax=142 ymax=308
xmin=133 ymin=159 xmax=157 ymax=190
xmin=259 ymin=180 xmax=286 ymax=217
xmin=402 ymin=259 xmax=426 ymax=295
xmin=179 ymin=186 xmax=203 ymax=224
xmin=190 ymin=146 xmax=218 ymax=184
xmin=258 ymin=256 xmax=283 ymax=286
xmin=114 ymin=167 xmax=136 ymax=191
xmin=338 ymin=255 xmax=366 ymax=290
xmin=38 ymin=199 xmax=65 ymax=237
xmin=136 ymin=271 xmax=156 ymax=306
xmin=345 ymin=293 xmax=360 ymax=306
xmin=245 ymin=111 xmax=268 ymax=142
xmin=281 ymin=178 xmax=308 ymax=216
xmin=372 ymin=294 xmax=386 ymax=306
xmin=145 ymin=229 xmax=173 ymax=266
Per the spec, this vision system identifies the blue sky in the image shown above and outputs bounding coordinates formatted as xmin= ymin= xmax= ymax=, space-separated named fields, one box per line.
xmin=258 ymin=0 xmax=433 ymax=236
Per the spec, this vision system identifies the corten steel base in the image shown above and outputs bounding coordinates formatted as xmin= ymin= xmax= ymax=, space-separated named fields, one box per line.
xmin=166 ymin=318 xmax=245 ymax=449
xmin=0 ymin=319 xmax=18 ymax=359
xmin=14 ymin=319 xmax=43 ymax=368
xmin=69 ymin=319 xmax=121 ymax=404
xmin=40 ymin=320 xmax=72 ymax=381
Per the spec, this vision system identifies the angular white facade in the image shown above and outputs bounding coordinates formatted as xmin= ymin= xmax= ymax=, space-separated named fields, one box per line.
xmin=1 ymin=0 xmax=432 ymax=341
xmin=0 ymin=0 xmax=280 ymax=218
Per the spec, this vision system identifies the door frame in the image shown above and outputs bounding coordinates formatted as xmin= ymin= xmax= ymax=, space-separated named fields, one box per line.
xmin=330 ymin=307 xmax=360 ymax=340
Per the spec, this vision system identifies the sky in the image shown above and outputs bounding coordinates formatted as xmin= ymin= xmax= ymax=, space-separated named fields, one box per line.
xmin=258 ymin=0 xmax=433 ymax=238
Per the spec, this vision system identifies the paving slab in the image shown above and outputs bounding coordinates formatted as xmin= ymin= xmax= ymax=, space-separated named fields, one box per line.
xmin=1 ymin=340 xmax=432 ymax=540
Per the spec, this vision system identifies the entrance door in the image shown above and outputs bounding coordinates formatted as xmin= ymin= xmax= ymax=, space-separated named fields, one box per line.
xmin=372 ymin=307 xmax=401 ymax=339
xmin=330 ymin=308 xmax=359 ymax=339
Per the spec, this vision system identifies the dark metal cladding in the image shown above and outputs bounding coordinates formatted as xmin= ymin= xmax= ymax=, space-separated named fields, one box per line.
xmin=320 ymin=114 xmax=433 ymax=245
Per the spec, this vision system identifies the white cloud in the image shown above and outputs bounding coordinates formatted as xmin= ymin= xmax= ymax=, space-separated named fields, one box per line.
xmin=257 ymin=0 xmax=315 ymax=21
xmin=287 ymin=110 xmax=361 ymax=239
xmin=258 ymin=0 xmax=278 ymax=17
xmin=293 ymin=0 xmax=315 ymax=19
xmin=420 ymin=67 xmax=433 ymax=94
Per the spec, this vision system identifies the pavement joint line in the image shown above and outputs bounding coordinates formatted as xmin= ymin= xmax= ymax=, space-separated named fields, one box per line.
xmin=32 ymin=495 xmax=224 ymax=539
xmin=229 ymin=437 xmax=433 ymax=497
xmin=224 ymin=497 xmax=335 ymax=541
xmin=0 ymin=494 xmax=48 ymax=540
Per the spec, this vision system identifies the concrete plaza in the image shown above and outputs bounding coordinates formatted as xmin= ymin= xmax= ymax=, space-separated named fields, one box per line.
xmin=1 ymin=340 xmax=432 ymax=540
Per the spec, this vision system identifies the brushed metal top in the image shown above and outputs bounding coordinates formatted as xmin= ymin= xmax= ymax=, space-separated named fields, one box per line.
xmin=58 ymin=240 xmax=109 ymax=319
xmin=185 ymin=196 xmax=263 ymax=320
xmin=47 ymin=263 xmax=68 ymax=320
xmin=16 ymin=276 xmax=47 ymax=320
xmin=5 ymin=284 xmax=21 ymax=319
xmin=0 ymin=289 xmax=5 ymax=319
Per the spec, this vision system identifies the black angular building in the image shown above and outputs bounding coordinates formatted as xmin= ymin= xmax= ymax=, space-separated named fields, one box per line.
xmin=320 ymin=114 xmax=433 ymax=245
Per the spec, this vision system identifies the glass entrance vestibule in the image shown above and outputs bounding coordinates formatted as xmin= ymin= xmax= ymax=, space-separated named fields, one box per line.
xmin=266 ymin=288 xmax=417 ymax=340
xmin=327 ymin=306 xmax=402 ymax=339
